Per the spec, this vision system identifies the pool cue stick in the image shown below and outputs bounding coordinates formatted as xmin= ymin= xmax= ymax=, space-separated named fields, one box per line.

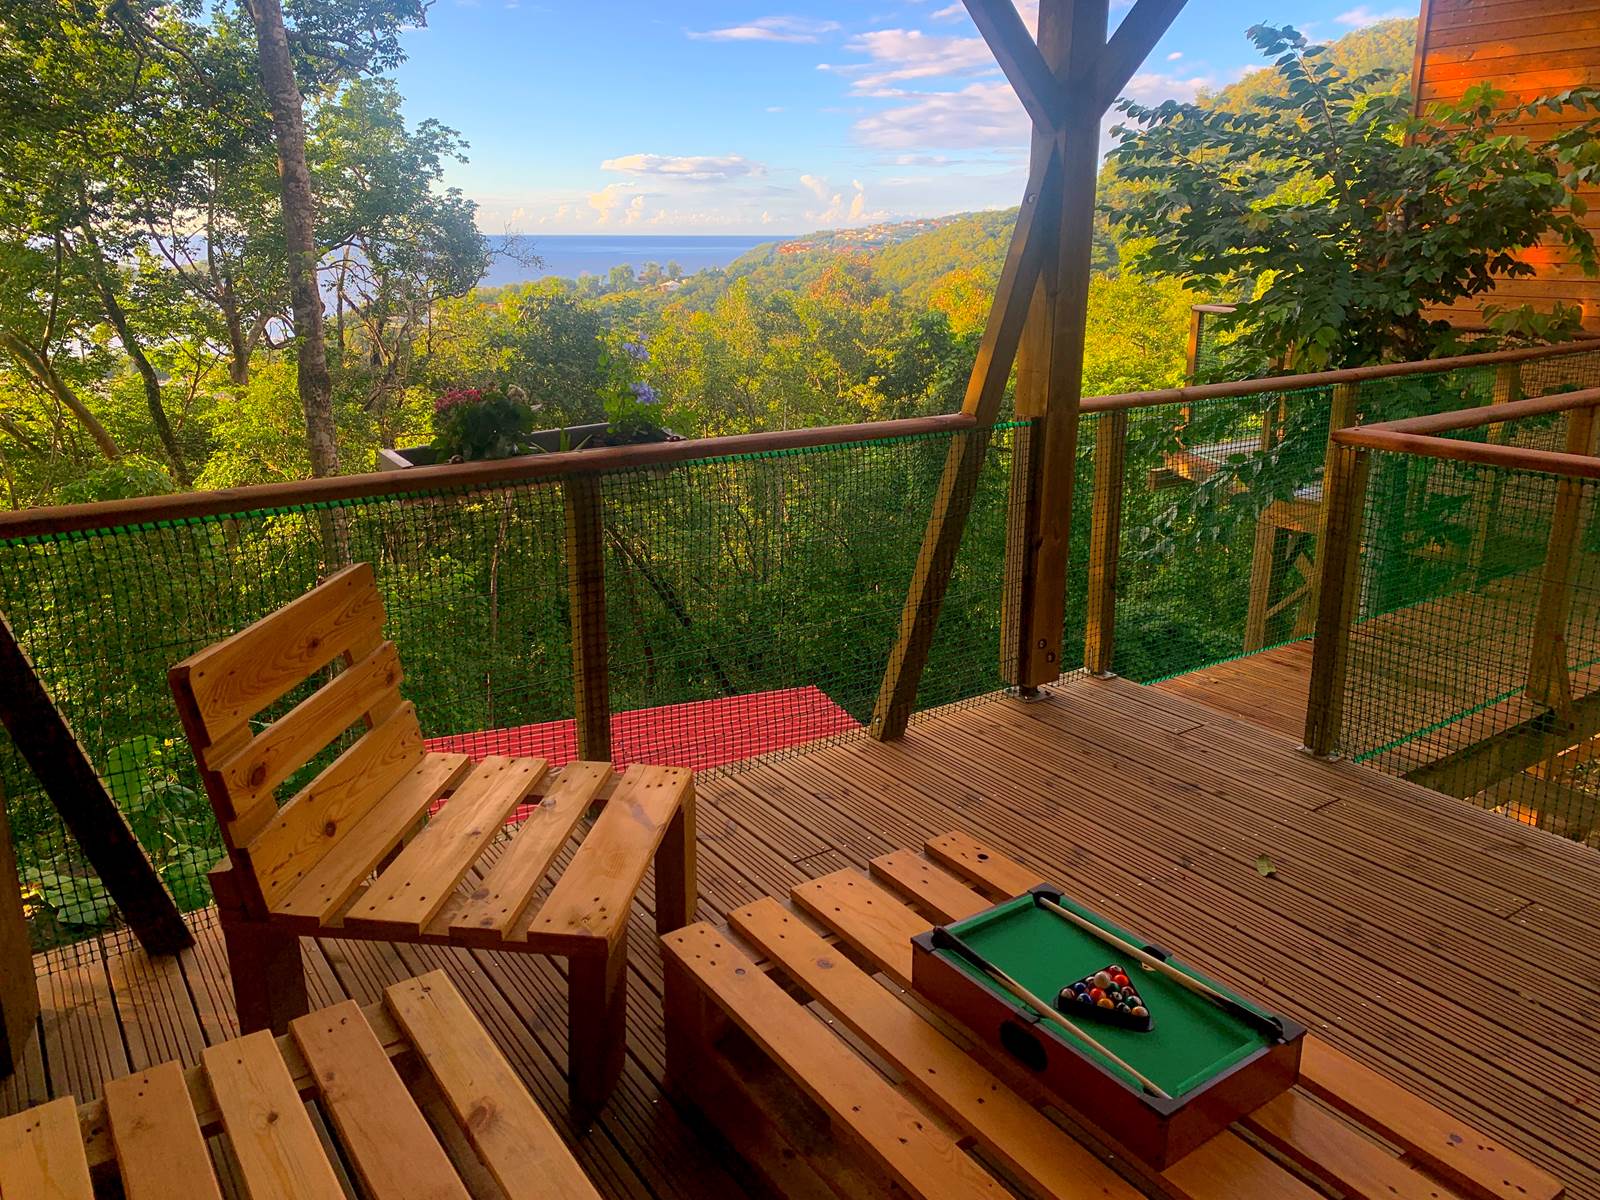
xmin=931 ymin=928 xmax=1171 ymax=1099
xmin=1032 ymin=894 xmax=1284 ymax=1038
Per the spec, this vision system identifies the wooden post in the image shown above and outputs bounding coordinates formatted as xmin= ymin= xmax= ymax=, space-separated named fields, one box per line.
xmin=1302 ymin=444 xmax=1371 ymax=757
xmin=874 ymin=0 xmax=1187 ymax=735
xmin=0 ymin=784 xmax=38 ymax=1078
xmin=1083 ymin=409 xmax=1128 ymax=675
xmin=564 ymin=476 xmax=611 ymax=761
xmin=1469 ymin=362 xmax=1522 ymax=575
xmin=0 ymin=613 xmax=190 ymax=955
xmin=1526 ymin=405 xmax=1598 ymax=710
xmin=1002 ymin=0 xmax=1110 ymax=690
xmin=1185 ymin=305 xmax=1204 ymax=380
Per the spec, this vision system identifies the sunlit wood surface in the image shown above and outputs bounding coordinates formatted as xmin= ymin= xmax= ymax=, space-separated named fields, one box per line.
xmin=5 ymin=676 xmax=1599 ymax=1198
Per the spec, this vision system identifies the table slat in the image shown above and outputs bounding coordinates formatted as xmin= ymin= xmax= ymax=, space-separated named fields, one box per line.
xmin=290 ymin=999 xmax=469 ymax=1200
xmin=662 ymin=923 xmax=1010 ymax=1200
xmin=383 ymin=972 xmax=601 ymax=1200
xmin=869 ymin=849 xmax=990 ymax=922
xmin=924 ymin=830 xmax=1049 ymax=897
xmin=104 ymin=1061 xmax=222 ymax=1200
xmin=729 ymin=896 xmax=1142 ymax=1200
xmin=203 ymin=1030 xmax=345 ymax=1200
xmin=791 ymin=869 xmax=927 ymax=987
xmin=0 ymin=1096 xmax=93 ymax=1200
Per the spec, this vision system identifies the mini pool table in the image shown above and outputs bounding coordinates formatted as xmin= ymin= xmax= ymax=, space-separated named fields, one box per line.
xmin=911 ymin=885 xmax=1305 ymax=1167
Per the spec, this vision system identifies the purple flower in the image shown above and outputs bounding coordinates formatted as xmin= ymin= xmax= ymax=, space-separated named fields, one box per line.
xmin=630 ymin=381 xmax=659 ymax=406
xmin=622 ymin=340 xmax=651 ymax=364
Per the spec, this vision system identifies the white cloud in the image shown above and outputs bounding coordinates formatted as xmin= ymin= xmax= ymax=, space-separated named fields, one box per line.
xmin=587 ymin=184 xmax=632 ymax=225
xmin=624 ymin=195 xmax=647 ymax=225
xmin=689 ymin=16 xmax=840 ymax=43
xmin=854 ymin=80 xmax=1028 ymax=149
xmin=830 ymin=28 xmax=997 ymax=93
xmin=1335 ymin=5 xmax=1410 ymax=26
xmin=930 ymin=3 xmax=965 ymax=19
xmin=1166 ymin=50 xmax=1183 ymax=61
xmin=600 ymin=153 xmax=766 ymax=180
xmin=799 ymin=173 xmax=831 ymax=203
xmin=1120 ymin=71 xmax=1217 ymax=104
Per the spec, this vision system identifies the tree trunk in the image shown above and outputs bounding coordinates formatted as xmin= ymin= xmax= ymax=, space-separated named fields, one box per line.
xmin=244 ymin=0 xmax=339 ymax=478
xmin=77 ymin=222 xmax=193 ymax=487
xmin=0 ymin=330 xmax=122 ymax=462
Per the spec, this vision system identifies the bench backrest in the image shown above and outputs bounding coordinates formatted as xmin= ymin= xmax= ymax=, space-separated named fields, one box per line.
xmin=169 ymin=562 xmax=421 ymax=912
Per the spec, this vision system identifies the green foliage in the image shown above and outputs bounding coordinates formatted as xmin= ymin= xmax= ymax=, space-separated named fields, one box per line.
xmin=1110 ymin=24 xmax=1600 ymax=373
xmin=431 ymin=388 xmax=537 ymax=461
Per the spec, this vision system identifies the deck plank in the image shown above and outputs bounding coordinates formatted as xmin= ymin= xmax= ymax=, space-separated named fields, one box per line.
xmin=6 ymin=680 xmax=1598 ymax=1200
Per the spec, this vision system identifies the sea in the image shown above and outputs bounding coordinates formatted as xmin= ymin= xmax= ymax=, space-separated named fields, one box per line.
xmin=479 ymin=234 xmax=787 ymax=288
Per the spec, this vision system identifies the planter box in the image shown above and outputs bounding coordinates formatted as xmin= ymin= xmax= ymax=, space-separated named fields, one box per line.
xmin=378 ymin=422 xmax=617 ymax=471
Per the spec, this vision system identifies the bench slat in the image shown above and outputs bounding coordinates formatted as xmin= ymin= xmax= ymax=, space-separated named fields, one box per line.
xmin=1162 ymin=1129 xmax=1325 ymax=1200
xmin=0 ymin=1096 xmax=93 ymax=1200
xmin=346 ymin=757 xmax=548 ymax=936
xmin=273 ymin=752 xmax=471 ymax=922
xmin=1244 ymin=1090 xmax=1471 ymax=1200
xmin=868 ymin=849 xmax=989 ymax=922
xmin=211 ymin=640 xmax=404 ymax=823
xmin=172 ymin=561 xmax=386 ymax=745
xmin=383 ymin=972 xmax=600 ymax=1200
xmin=790 ymin=869 xmax=927 ymax=988
xmin=247 ymin=702 xmax=428 ymax=909
xmin=729 ymin=897 xmax=1142 ymax=1200
xmin=528 ymin=764 xmax=690 ymax=949
xmin=662 ymin=923 xmax=1010 ymax=1200
xmin=924 ymin=831 xmax=1048 ymax=897
xmin=446 ymin=761 xmax=612 ymax=944
xmin=290 ymin=999 xmax=469 ymax=1200
xmin=1299 ymin=1038 xmax=1564 ymax=1200
xmin=104 ymin=1061 xmax=222 ymax=1200
xmin=203 ymin=1030 xmax=345 ymax=1200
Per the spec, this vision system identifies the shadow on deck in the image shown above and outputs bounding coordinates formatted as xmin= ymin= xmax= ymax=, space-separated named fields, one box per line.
xmin=7 ymin=676 xmax=1599 ymax=1198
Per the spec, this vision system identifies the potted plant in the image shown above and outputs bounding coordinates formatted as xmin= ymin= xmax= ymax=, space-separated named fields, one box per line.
xmin=377 ymin=337 xmax=678 ymax=469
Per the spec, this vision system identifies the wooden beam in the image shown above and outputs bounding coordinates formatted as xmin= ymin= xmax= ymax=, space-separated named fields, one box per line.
xmin=1526 ymin=405 xmax=1597 ymax=709
xmin=1083 ymin=409 xmax=1129 ymax=675
xmin=1407 ymin=687 xmax=1600 ymax=800
xmin=1094 ymin=0 xmax=1188 ymax=109
xmin=962 ymin=0 xmax=1068 ymax=133
xmin=1008 ymin=0 xmax=1110 ymax=687
xmin=873 ymin=151 xmax=1062 ymax=738
xmin=0 ymin=784 xmax=38 ymax=1078
xmin=564 ymin=476 xmax=612 ymax=761
xmin=1302 ymin=445 xmax=1371 ymax=757
xmin=0 ymin=614 xmax=189 ymax=955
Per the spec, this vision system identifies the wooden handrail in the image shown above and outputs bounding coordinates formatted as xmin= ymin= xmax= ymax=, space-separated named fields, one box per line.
xmin=1334 ymin=386 xmax=1600 ymax=478
xmin=0 ymin=412 xmax=978 ymax=540
xmin=1082 ymin=337 xmax=1600 ymax=414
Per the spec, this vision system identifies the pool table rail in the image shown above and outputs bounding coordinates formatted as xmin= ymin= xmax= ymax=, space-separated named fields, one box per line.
xmin=661 ymin=831 xmax=1566 ymax=1200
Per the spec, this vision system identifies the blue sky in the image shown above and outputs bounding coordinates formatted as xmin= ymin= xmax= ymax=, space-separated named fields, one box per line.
xmin=392 ymin=1 xmax=1415 ymax=235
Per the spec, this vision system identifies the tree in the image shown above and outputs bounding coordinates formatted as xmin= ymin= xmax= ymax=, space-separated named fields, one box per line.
xmin=243 ymin=0 xmax=340 ymax=476
xmin=1109 ymin=24 xmax=1600 ymax=372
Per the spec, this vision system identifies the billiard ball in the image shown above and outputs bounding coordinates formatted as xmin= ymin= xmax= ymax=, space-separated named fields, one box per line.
xmin=1089 ymin=987 xmax=1106 ymax=1002
xmin=1097 ymin=997 xmax=1114 ymax=1009
xmin=1131 ymin=1005 xmax=1148 ymax=1018
xmin=1092 ymin=971 xmax=1113 ymax=989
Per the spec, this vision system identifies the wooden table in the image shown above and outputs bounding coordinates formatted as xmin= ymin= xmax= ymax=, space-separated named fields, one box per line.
xmin=0 ymin=969 xmax=600 ymax=1200
xmin=662 ymin=831 xmax=1566 ymax=1200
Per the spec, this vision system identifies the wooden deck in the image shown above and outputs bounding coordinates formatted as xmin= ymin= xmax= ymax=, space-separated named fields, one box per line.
xmin=1154 ymin=640 xmax=1313 ymax=742
xmin=7 ymin=675 xmax=1600 ymax=1199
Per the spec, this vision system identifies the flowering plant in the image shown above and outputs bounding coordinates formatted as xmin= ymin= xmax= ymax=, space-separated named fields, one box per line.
xmin=431 ymin=385 xmax=538 ymax=461
xmin=599 ymin=336 xmax=664 ymax=439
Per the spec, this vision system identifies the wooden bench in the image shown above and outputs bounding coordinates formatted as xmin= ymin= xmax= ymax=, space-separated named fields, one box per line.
xmin=168 ymin=562 xmax=696 ymax=1115
xmin=662 ymin=831 xmax=1566 ymax=1200
xmin=0 ymin=969 xmax=601 ymax=1199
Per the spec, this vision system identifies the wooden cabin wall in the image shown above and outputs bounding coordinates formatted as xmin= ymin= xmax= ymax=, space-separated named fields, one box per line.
xmin=1412 ymin=0 xmax=1600 ymax=329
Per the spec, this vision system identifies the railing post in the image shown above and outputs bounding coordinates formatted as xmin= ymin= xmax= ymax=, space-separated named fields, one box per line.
xmin=1302 ymin=443 xmax=1371 ymax=757
xmin=564 ymin=475 xmax=612 ymax=761
xmin=1470 ymin=362 xmax=1523 ymax=575
xmin=1083 ymin=409 xmax=1128 ymax=676
xmin=1526 ymin=404 xmax=1598 ymax=710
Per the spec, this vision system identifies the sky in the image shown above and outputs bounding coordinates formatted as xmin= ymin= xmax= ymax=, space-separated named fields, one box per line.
xmin=392 ymin=1 xmax=1416 ymax=236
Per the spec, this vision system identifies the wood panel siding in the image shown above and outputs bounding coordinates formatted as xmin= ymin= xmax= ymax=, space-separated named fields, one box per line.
xmin=1413 ymin=0 xmax=1600 ymax=328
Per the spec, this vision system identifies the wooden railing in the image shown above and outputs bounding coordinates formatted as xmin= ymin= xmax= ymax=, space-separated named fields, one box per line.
xmin=1304 ymin=385 xmax=1600 ymax=759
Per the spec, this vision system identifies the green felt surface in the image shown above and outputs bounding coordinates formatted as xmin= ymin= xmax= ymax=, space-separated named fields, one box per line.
xmin=940 ymin=893 xmax=1277 ymax=1097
